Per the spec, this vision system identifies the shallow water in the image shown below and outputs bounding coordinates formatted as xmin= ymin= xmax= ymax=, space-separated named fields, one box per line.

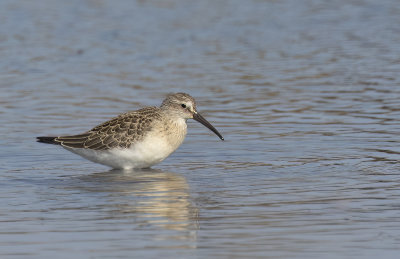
xmin=1 ymin=0 xmax=400 ymax=258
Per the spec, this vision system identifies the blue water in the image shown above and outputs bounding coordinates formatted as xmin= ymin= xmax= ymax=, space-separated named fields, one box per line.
xmin=1 ymin=0 xmax=400 ymax=258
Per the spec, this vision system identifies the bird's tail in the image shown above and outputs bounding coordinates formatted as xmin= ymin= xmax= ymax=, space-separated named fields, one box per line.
xmin=36 ymin=136 xmax=60 ymax=145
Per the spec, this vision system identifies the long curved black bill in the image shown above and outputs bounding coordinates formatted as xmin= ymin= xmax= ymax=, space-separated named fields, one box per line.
xmin=193 ymin=112 xmax=224 ymax=141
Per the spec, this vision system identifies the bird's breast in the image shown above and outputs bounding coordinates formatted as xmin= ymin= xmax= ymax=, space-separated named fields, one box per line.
xmin=127 ymin=118 xmax=187 ymax=165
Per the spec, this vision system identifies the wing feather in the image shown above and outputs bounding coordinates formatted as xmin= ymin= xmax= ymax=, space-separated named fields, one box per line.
xmin=55 ymin=107 xmax=161 ymax=150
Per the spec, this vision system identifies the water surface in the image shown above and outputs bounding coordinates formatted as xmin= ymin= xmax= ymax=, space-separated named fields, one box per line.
xmin=1 ymin=0 xmax=400 ymax=258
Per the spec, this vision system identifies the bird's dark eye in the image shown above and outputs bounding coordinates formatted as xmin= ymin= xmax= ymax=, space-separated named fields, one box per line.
xmin=181 ymin=104 xmax=186 ymax=108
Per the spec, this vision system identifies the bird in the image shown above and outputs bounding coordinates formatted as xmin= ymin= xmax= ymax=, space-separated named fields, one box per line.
xmin=37 ymin=93 xmax=224 ymax=169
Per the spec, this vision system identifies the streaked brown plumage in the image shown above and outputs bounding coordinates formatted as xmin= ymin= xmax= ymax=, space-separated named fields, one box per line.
xmin=50 ymin=107 xmax=162 ymax=150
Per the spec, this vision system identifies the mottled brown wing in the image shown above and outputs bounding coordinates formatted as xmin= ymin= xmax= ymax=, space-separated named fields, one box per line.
xmin=55 ymin=107 xmax=161 ymax=150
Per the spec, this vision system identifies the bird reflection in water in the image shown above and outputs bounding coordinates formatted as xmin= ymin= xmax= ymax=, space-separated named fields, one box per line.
xmin=76 ymin=168 xmax=198 ymax=242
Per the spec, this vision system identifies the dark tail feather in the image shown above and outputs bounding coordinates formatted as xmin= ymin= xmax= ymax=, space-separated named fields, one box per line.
xmin=37 ymin=136 xmax=60 ymax=145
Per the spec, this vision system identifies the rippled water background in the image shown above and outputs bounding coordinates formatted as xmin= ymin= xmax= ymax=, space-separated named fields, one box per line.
xmin=1 ymin=0 xmax=400 ymax=258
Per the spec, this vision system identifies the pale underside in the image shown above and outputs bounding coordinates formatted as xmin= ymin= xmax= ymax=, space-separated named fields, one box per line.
xmin=65 ymin=129 xmax=185 ymax=169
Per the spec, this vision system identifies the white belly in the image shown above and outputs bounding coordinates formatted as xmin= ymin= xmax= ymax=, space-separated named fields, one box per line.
xmin=64 ymin=123 xmax=187 ymax=169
